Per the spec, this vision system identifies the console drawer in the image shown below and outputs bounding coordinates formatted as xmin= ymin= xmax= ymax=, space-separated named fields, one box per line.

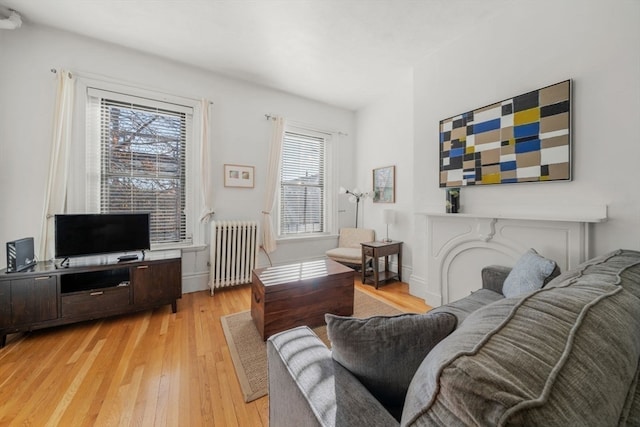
xmin=61 ymin=286 xmax=131 ymax=318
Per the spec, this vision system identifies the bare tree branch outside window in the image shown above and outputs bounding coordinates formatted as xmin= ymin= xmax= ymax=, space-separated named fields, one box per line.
xmin=100 ymin=100 xmax=186 ymax=244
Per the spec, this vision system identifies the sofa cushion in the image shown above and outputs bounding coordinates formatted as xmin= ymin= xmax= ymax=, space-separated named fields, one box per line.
xmin=545 ymin=249 xmax=640 ymax=298
xmin=502 ymin=248 xmax=558 ymax=297
xmin=326 ymin=311 xmax=456 ymax=420
xmin=267 ymin=326 xmax=400 ymax=427
xmin=624 ymin=366 xmax=640 ymax=426
xmin=428 ymin=288 xmax=504 ymax=325
xmin=402 ymin=249 xmax=640 ymax=426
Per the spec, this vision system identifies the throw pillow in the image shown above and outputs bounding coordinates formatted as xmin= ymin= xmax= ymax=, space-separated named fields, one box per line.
xmin=502 ymin=248 xmax=558 ymax=298
xmin=326 ymin=311 xmax=457 ymax=420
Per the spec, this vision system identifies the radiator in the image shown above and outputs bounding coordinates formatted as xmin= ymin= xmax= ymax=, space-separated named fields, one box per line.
xmin=210 ymin=220 xmax=258 ymax=294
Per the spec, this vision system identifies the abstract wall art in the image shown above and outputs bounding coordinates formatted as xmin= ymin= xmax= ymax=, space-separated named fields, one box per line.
xmin=439 ymin=80 xmax=571 ymax=187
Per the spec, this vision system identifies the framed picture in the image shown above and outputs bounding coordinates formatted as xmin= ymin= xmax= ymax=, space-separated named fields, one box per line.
xmin=373 ymin=165 xmax=395 ymax=203
xmin=224 ymin=164 xmax=254 ymax=188
xmin=439 ymin=80 xmax=571 ymax=187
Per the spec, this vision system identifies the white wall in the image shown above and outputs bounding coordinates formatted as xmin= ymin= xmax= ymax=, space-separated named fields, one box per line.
xmin=0 ymin=24 xmax=356 ymax=292
xmin=355 ymin=70 xmax=414 ymax=279
xmin=4 ymin=1 xmax=638 ymax=302
xmin=410 ymin=0 xmax=640 ymax=303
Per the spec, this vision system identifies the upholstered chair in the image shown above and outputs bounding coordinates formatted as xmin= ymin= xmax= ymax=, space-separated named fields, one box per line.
xmin=326 ymin=228 xmax=375 ymax=269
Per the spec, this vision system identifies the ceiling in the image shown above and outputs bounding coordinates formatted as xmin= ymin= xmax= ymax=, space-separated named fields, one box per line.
xmin=0 ymin=0 xmax=512 ymax=110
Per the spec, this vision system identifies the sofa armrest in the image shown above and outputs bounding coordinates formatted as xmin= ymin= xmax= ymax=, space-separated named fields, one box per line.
xmin=267 ymin=326 xmax=399 ymax=427
xmin=481 ymin=265 xmax=512 ymax=295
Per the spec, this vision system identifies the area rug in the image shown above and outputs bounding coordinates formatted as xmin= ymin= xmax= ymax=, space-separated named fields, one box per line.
xmin=220 ymin=289 xmax=403 ymax=402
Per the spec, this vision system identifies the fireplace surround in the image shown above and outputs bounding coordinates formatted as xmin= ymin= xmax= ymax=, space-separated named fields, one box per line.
xmin=412 ymin=207 xmax=607 ymax=307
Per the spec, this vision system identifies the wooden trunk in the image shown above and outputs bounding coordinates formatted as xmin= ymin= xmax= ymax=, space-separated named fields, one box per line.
xmin=251 ymin=259 xmax=354 ymax=340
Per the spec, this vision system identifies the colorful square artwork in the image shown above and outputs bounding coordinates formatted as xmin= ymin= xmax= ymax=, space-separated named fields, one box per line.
xmin=439 ymin=80 xmax=571 ymax=187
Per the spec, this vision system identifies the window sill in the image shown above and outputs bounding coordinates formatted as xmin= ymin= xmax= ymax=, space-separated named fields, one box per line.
xmin=276 ymin=234 xmax=339 ymax=245
xmin=150 ymin=243 xmax=207 ymax=253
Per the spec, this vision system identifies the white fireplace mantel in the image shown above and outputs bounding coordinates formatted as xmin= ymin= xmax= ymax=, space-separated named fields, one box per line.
xmin=422 ymin=210 xmax=607 ymax=224
xmin=411 ymin=207 xmax=607 ymax=307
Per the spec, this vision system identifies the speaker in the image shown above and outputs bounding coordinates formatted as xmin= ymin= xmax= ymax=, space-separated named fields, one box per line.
xmin=6 ymin=237 xmax=36 ymax=273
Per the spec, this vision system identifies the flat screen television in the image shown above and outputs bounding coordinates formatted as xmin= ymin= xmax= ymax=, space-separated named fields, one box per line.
xmin=54 ymin=213 xmax=150 ymax=259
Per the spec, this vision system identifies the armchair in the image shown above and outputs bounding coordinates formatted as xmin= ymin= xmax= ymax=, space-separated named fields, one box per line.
xmin=325 ymin=228 xmax=375 ymax=269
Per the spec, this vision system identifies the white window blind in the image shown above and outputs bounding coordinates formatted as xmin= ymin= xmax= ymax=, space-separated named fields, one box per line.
xmin=87 ymin=89 xmax=191 ymax=245
xmin=279 ymin=130 xmax=326 ymax=235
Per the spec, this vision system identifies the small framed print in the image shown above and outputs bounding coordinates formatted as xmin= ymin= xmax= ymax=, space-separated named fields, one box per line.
xmin=373 ymin=165 xmax=395 ymax=203
xmin=224 ymin=164 xmax=254 ymax=188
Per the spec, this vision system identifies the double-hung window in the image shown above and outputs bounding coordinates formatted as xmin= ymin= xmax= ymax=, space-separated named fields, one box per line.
xmin=279 ymin=128 xmax=329 ymax=236
xmin=86 ymin=88 xmax=193 ymax=246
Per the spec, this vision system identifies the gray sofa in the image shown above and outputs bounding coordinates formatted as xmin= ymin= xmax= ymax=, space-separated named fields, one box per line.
xmin=267 ymin=249 xmax=640 ymax=426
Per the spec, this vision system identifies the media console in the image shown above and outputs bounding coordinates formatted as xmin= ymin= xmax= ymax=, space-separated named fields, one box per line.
xmin=0 ymin=249 xmax=181 ymax=348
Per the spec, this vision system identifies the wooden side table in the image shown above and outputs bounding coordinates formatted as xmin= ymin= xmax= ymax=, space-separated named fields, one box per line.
xmin=361 ymin=241 xmax=403 ymax=289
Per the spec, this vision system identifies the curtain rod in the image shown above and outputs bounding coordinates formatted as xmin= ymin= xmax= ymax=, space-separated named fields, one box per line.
xmin=50 ymin=68 xmax=73 ymax=78
xmin=264 ymin=113 xmax=349 ymax=136
xmin=49 ymin=67 xmax=214 ymax=106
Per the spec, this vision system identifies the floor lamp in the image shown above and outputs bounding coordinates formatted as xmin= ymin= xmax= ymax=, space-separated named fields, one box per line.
xmin=339 ymin=187 xmax=366 ymax=228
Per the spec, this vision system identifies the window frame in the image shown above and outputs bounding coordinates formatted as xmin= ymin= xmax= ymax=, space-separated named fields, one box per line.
xmin=277 ymin=123 xmax=337 ymax=240
xmin=78 ymin=80 xmax=204 ymax=249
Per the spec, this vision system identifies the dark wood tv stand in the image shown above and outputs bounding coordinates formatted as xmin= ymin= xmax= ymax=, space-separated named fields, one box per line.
xmin=0 ymin=250 xmax=181 ymax=348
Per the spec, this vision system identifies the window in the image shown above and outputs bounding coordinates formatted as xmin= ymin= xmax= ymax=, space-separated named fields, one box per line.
xmin=279 ymin=129 xmax=328 ymax=236
xmin=87 ymin=88 xmax=193 ymax=245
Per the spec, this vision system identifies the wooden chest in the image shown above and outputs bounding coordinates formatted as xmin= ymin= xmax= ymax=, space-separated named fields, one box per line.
xmin=251 ymin=259 xmax=354 ymax=340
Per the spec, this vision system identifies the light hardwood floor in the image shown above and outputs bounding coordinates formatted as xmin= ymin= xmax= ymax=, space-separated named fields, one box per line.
xmin=0 ymin=279 xmax=429 ymax=426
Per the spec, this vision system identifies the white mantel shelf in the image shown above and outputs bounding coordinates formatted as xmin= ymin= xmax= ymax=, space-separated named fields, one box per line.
xmin=418 ymin=208 xmax=608 ymax=224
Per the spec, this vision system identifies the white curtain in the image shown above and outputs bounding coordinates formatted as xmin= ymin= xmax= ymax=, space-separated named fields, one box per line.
xmin=39 ymin=70 xmax=75 ymax=261
xmin=261 ymin=116 xmax=285 ymax=253
xmin=199 ymin=99 xmax=215 ymax=223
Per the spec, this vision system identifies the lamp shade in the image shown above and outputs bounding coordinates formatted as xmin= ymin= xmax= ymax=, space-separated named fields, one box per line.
xmin=383 ymin=209 xmax=396 ymax=225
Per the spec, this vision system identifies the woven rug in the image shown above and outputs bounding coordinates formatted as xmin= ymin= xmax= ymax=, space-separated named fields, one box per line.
xmin=220 ymin=289 xmax=403 ymax=402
